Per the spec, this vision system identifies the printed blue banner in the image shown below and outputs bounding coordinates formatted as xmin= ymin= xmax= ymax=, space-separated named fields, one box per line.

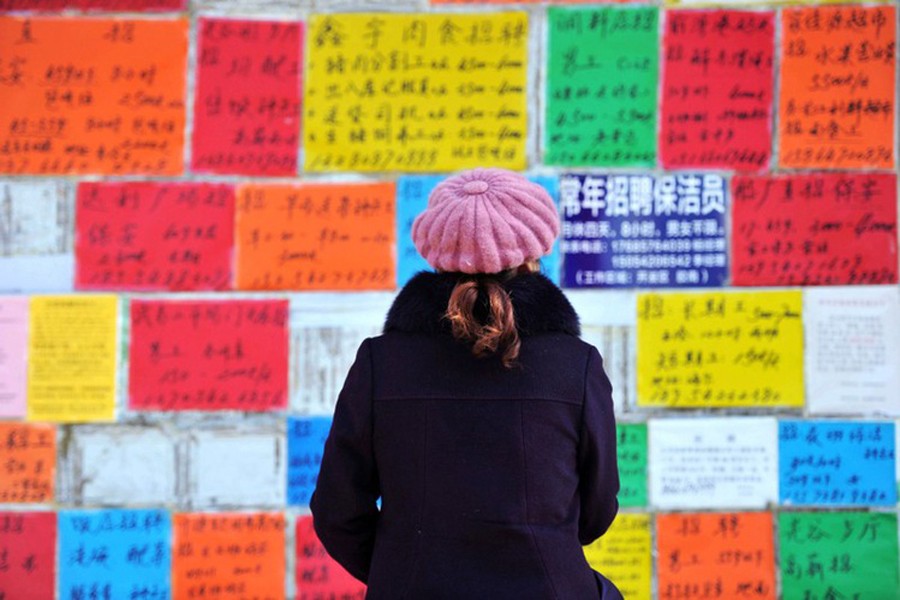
xmin=287 ymin=416 xmax=332 ymax=506
xmin=561 ymin=174 xmax=727 ymax=288
xmin=396 ymin=175 xmax=561 ymax=287
xmin=58 ymin=509 xmax=171 ymax=600
xmin=779 ymin=420 xmax=897 ymax=506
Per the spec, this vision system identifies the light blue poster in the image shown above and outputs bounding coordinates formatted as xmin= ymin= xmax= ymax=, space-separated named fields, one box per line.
xmin=396 ymin=175 xmax=561 ymax=287
xmin=779 ymin=420 xmax=897 ymax=506
xmin=58 ymin=509 xmax=171 ymax=600
xmin=287 ymin=416 xmax=332 ymax=506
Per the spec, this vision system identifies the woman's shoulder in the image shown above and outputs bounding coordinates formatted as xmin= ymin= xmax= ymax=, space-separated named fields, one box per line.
xmin=368 ymin=330 xmax=600 ymax=379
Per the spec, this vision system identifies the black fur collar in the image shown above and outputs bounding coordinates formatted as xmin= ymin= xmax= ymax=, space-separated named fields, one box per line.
xmin=384 ymin=271 xmax=580 ymax=337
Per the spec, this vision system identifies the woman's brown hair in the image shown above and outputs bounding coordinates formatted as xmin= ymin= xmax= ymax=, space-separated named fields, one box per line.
xmin=444 ymin=262 xmax=538 ymax=368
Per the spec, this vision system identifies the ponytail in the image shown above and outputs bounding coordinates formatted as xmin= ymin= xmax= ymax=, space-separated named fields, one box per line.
xmin=445 ymin=275 xmax=521 ymax=368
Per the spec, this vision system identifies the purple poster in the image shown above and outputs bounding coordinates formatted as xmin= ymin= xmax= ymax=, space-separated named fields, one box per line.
xmin=561 ymin=174 xmax=728 ymax=288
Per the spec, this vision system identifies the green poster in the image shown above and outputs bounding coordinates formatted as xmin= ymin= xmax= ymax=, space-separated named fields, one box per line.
xmin=545 ymin=7 xmax=658 ymax=167
xmin=779 ymin=512 xmax=900 ymax=600
xmin=617 ymin=423 xmax=647 ymax=508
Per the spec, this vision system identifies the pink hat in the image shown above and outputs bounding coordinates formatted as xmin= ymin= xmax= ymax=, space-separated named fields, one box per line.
xmin=411 ymin=169 xmax=559 ymax=274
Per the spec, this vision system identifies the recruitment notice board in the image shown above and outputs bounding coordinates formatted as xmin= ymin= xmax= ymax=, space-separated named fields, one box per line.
xmin=0 ymin=2 xmax=898 ymax=599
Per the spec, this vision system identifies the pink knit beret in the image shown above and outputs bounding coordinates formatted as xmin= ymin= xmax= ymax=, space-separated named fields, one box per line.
xmin=411 ymin=168 xmax=560 ymax=274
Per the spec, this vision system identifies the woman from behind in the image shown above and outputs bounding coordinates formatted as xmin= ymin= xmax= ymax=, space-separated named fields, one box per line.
xmin=311 ymin=168 xmax=622 ymax=599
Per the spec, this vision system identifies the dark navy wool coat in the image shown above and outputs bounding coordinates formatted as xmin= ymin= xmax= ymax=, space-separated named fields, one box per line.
xmin=310 ymin=271 xmax=621 ymax=599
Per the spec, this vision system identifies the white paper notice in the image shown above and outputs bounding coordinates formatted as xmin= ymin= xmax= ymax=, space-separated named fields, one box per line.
xmin=567 ymin=290 xmax=636 ymax=327
xmin=64 ymin=426 xmax=178 ymax=506
xmin=568 ymin=290 xmax=636 ymax=414
xmin=580 ymin=325 xmax=632 ymax=415
xmin=0 ymin=254 xmax=75 ymax=293
xmin=649 ymin=417 xmax=778 ymax=509
xmin=805 ymin=287 xmax=900 ymax=416
xmin=0 ymin=296 xmax=28 ymax=417
xmin=188 ymin=428 xmax=285 ymax=508
xmin=0 ymin=181 xmax=73 ymax=255
xmin=290 ymin=293 xmax=391 ymax=415
xmin=0 ymin=180 xmax=74 ymax=293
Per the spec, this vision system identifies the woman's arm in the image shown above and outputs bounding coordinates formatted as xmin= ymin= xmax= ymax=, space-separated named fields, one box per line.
xmin=577 ymin=346 xmax=620 ymax=545
xmin=310 ymin=339 xmax=380 ymax=583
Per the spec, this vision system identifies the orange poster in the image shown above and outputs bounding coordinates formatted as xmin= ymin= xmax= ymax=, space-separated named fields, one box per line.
xmin=0 ymin=423 xmax=55 ymax=503
xmin=0 ymin=17 xmax=188 ymax=175
xmin=173 ymin=513 xmax=286 ymax=600
xmin=236 ymin=183 xmax=396 ymax=291
xmin=778 ymin=5 xmax=896 ymax=169
xmin=657 ymin=512 xmax=776 ymax=600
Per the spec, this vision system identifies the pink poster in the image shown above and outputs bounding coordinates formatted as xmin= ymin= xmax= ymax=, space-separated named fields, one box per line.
xmin=0 ymin=296 xmax=28 ymax=417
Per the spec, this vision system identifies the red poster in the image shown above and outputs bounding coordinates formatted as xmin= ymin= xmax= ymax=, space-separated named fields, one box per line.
xmin=660 ymin=10 xmax=774 ymax=171
xmin=192 ymin=18 xmax=302 ymax=176
xmin=0 ymin=512 xmax=56 ymax=599
xmin=732 ymin=173 xmax=898 ymax=286
xmin=296 ymin=516 xmax=366 ymax=600
xmin=75 ymin=182 xmax=234 ymax=291
xmin=129 ymin=299 xmax=289 ymax=411
xmin=0 ymin=0 xmax=183 ymax=10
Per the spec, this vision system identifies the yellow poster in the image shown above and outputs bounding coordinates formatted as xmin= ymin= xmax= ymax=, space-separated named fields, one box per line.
xmin=27 ymin=295 xmax=118 ymax=422
xmin=636 ymin=291 xmax=803 ymax=408
xmin=583 ymin=514 xmax=652 ymax=600
xmin=304 ymin=13 xmax=528 ymax=172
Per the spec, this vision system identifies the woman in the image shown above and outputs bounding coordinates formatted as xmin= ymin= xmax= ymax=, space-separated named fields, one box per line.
xmin=310 ymin=168 xmax=622 ymax=599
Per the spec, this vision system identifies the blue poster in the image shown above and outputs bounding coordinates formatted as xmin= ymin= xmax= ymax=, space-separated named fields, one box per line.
xmin=561 ymin=174 xmax=728 ymax=288
xmin=396 ymin=175 xmax=444 ymax=287
xmin=779 ymin=420 xmax=897 ymax=506
xmin=58 ymin=509 xmax=171 ymax=600
xmin=396 ymin=175 xmax=561 ymax=287
xmin=287 ymin=416 xmax=332 ymax=506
